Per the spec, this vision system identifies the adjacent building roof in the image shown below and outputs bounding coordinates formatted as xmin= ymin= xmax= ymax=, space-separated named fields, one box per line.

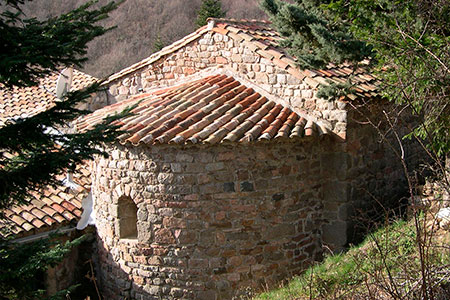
xmin=78 ymin=74 xmax=329 ymax=146
xmin=107 ymin=18 xmax=379 ymax=100
xmin=0 ymin=69 xmax=96 ymax=238
xmin=0 ymin=163 xmax=90 ymax=238
xmin=0 ymin=69 xmax=97 ymax=127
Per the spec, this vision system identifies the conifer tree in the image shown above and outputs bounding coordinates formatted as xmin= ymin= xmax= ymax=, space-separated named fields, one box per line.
xmin=0 ymin=0 xmax=130 ymax=210
xmin=195 ymin=0 xmax=226 ymax=28
xmin=0 ymin=1 xmax=128 ymax=298
xmin=152 ymin=34 xmax=166 ymax=52
xmin=261 ymin=0 xmax=450 ymax=157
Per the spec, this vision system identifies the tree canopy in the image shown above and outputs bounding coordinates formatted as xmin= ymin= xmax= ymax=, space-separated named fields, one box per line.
xmin=196 ymin=0 xmax=226 ymax=27
xmin=0 ymin=0 xmax=130 ymax=298
xmin=261 ymin=0 xmax=450 ymax=156
xmin=0 ymin=0 xmax=129 ymax=210
xmin=0 ymin=0 xmax=122 ymax=88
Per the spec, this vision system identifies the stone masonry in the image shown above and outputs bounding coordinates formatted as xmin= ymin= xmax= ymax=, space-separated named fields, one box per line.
xmin=88 ymin=19 xmax=425 ymax=299
xmin=106 ymin=31 xmax=348 ymax=139
xmin=93 ymin=140 xmax=328 ymax=299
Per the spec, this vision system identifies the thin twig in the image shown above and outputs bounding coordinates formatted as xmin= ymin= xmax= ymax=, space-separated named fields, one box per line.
xmin=87 ymin=259 xmax=102 ymax=300
xmin=395 ymin=22 xmax=449 ymax=74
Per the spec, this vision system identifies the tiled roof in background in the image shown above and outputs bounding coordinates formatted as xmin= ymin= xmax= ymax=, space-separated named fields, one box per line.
xmin=78 ymin=74 xmax=329 ymax=146
xmin=0 ymin=69 xmax=95 ymax=238
xmin=107 ymin=18 xmax=380 ymax=100
xmin=0 ymin=69 xmax=97 ymax=127
xmin=0 ymin=162 xmax=90 ymax=238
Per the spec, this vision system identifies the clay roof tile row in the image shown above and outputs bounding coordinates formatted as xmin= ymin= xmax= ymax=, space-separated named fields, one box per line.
xmin=0 ymin=161 xmax=90 ymax=238
xmin=0 ymin=69 xmax=97 ymax=127
xmin=78 ymin=75 xmax=327 ymax=146
xmin=1 ymin=69 xmax=96 ymax=238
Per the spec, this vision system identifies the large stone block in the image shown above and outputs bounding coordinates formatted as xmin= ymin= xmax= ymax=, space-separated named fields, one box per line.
xmin=321 ymin=152 xmax=349 ymax=180
xmin=154 ymin=228 xmax=175 ymax=244
xmin=323 ymin=181 xmax=349 ymax=203
xmin=322 ymin=221 xmax=347 ymax=250
xmin=265 ymin=224 xmax=296 ymax=240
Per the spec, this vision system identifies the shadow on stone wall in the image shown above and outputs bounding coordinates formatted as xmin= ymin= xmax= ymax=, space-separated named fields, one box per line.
xmin=94 ymin=233 xmax=321 ymax=300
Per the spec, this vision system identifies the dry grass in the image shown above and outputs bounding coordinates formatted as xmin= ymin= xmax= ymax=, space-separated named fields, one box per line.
xmin=254 ymin=213 xmax=450 ymax=300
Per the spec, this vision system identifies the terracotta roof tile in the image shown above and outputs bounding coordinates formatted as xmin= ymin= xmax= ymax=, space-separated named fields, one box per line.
xmin=42 ymin=206 xmax=57 ymax=218
xmin=273 ymin=58 xmax=289 ymax=70
xmin=0 ymin=163 xmax=90 ymax=238
xmin=11 ymin=214 xmax=26 ymax=226
xmin=30 ymin=208 xmax=46 ymax=220
xmin=60 ymin=200 xmax=77 ymax=213
xmin=61 ymin=210 xmax=76 ymax=221
xmin=21 ymin=211 xmax=36 ymax=223
xmin=78 ymin=75 xmax=326 ymax=146
xmin=286 ymin=67 xmax=306 ymax=81
xmin=21 ymin=222 xmax=34 ymax=232
xmin=31 ymin=218 xmax=46 ymax=229
xmin=212 ymin=27 xmax=229 ymax=35
xmin=52 ymin=213 xmax=66 ymax=224
xmin=0 ymin=69 xmax=97 ymax=127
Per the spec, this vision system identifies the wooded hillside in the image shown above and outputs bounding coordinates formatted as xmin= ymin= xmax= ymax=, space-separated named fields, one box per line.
xmin=20 ymin=0 xmax=266 ymax=77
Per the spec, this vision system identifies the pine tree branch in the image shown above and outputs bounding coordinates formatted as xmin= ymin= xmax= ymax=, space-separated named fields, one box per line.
xmin=0 ymin=0 xmax=124 ymax=88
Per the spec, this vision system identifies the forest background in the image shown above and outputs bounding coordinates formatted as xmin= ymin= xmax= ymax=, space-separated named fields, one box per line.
xmin=20 ymin=0 xmax=266 ymax=78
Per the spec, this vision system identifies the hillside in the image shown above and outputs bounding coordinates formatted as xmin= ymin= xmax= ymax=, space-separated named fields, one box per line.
xmin=255 ymin=217 xmax=450 ymax=299
xmin=20 ymin=0 xmax=266 ymax=78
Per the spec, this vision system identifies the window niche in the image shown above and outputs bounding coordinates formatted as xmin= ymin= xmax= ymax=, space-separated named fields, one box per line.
xmin=118 ymin=195 xmax=138 ymax=239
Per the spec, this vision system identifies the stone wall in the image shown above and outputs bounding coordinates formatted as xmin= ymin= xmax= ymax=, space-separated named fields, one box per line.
xmin=92 ymin=139 xmax=330 ymax=299
xmin=320 ymin=100 xmax=426 ymax=248
xmin=44 ymin=230 xmax=95 ymax=297
xmin=78 ymin=90 xmax=117 ymax=112
xmin=106 ymin=31 xmax=347 ymax=138
xmin=87 ymin=23 xmax=428 ymax=299
xmin=46 ymin=245 xmax=79 ymax=295
xmin=89 ymin=100 xmax=425 ymax=298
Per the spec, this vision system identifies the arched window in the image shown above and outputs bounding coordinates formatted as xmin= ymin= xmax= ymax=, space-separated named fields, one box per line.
xmin=118 ymin=196 xmax=138 ymax=239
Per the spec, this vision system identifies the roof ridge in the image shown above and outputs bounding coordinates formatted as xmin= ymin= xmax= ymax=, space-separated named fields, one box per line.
xmin=207 ymin=17 xmax=272 ymax=26
xmin=105 ymin=19 xmax=273 ymax=85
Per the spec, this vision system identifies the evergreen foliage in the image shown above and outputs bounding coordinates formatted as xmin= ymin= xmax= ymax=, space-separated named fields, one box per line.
xmin=195 ymin=0 xmax=226 ymax=28
xmin=0 ymin=0 xmax=130 ymax=210
xmin=152 ymin=34 xmax=166 ymax=52
xmin=260 ymin=0 xmax=372 ymax=69
xmin=0 ymin=83 xmax=134 ymax=209
xmin=261 ymin=0 xmax=450 ymax=156
xmin=0 ymin=0 xmax=123 ymax=88
xmin=0 ymin=234 xmax=87 ymax=299
xmin=0 ymin=1 xmax=128 ymax=298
